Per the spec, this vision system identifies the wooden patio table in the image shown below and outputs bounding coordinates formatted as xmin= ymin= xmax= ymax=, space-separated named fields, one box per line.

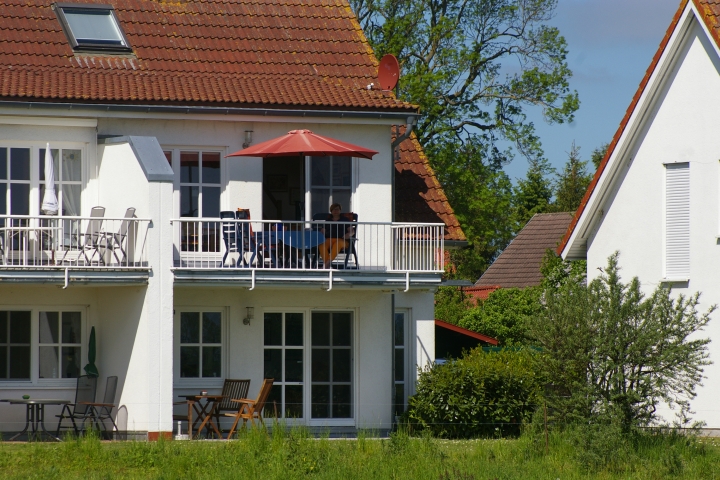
xmin=179 ymin=394 xmax=226 ymax=439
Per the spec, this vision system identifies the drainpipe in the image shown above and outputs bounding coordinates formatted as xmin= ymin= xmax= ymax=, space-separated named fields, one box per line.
xmin=391 ymin=117 xmax=417 ymax=222
xmin=391 ymin=292 xmax=395 ymax=430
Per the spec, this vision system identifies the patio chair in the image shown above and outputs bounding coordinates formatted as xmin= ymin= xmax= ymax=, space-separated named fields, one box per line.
xmin=213 ymin=379 xmax=251 ymax=433
xmin=313 ymin=212 xmax=359 ymax=269
xmin=221 ymin=210 xmax=240 ymax=267
xmin=78 ymin=375 xmax=118 ymax=438
xmin=223 ymin=378 xmax=274 ymax=437
xmin=78 ymin=206 xmax=106 ymax=265
xmin=56 ymin=375 xmax=98 ymax=436
xmin=105 ymin=208 xmax=136 ymax=266
xmin=236 ymin=209 xmax=261 ymax=267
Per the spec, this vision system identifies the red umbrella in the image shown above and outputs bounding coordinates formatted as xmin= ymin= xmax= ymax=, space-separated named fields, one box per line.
xmin=226 ymin=130 xmax=378 ymax=159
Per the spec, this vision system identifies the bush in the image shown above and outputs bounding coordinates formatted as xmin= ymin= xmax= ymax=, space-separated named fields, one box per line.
xmin=404 ymin=349 xmax=541 ymax=438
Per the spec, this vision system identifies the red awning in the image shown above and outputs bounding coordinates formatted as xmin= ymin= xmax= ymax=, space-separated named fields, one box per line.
xmin=435 ymin=320 xmax=498 ymax=345
xmin=227 ymin=130 xmax=378 ymax=159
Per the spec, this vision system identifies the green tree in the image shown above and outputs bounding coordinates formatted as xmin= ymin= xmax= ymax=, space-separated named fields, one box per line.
xmin=512 ymin=157 xmax=554 ymax=226
xmin=591 ymin=142 xmax=609 ymax=170
xmin=532 ymin=253 xmax=715 ymax=430
xmin=552 ymin=142 xmax=592 ymax=213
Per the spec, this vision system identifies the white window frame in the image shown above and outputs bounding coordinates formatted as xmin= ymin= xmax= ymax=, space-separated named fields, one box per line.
xmin=0 ymin=142 xmax=86 ymax=218
xmin=393 ymin=309 xmax=412 ymax=417
xmin=304 ymin=156 xmax=357 ymax=220
xmin=173 ymin=308 xmax=227 ymax=389
xmin=0 ymin=306 xmax=87 ymax=388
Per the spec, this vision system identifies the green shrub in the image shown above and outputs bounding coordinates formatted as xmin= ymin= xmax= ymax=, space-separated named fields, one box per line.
xmin=404 ymin=349 xmax=541 ymax=438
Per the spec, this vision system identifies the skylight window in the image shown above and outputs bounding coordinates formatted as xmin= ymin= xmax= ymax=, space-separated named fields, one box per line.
xmin=54 ymin=3 xmax=131 ymax=53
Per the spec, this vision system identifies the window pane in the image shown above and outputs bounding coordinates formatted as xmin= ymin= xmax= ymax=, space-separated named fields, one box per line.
xmin=9 ymin=346 xmax=30 ymax=379
xmin=332 ymin=156 xmax=352 ymax=187
xmin=264 ymin=313 xmax=282 ymax=346
xmin=332 ymin=313 xmax=351 ymax=346
xmin=180 ymin=346 xmax=199 ymax=377
xmin=311 ymin=157 xmax=330 ymax=186
xmin=180 ymin=312 xmax=200 ymax=344
xmin=202 ymin=187 xmax=220 ymax=218
xmin=285 ymin=385 xmax=303 ymax=418
xmin=38 ymin=149 xmax=60 ymax=181
xmin=10 ymin=183 xmax=29 ymax=215
xmin=10 ymin=148 xmax=30 ymax=180
xmin=0 ymin=148 xmax=6 ymax=180
xmin=9 ymin=311 xmax=30 ymax=343
xmin=394 ymin=313 xmax=405 ymax=346
xmin=0 ymin=184 xmax=6 ymax=215
xmin=394 ymin=384 xmax=405 ymax=416
xmin=285 ymin=313 xmax=303 ymax=346
xmin=180 ymin=152 xmax=199 ymax=183
xmin=61 ymin=346 xmax=81 ymax=378
xmin=0 ymin=313 xmax=6 ymax=343
xmin=333 ymin=385 xmax=352 ymax=418
xmin=202 ymin=152 xmax=221 ymax=184
xmin=311 ymin=349 xmax=329 ymax=382
xmin=265 ymin=385 xmax=281 ymax=418
xmin=311 ymin=385 xmax=329 ymax=418
xmin=263 ymin=349 xmax=282 ymax=379
xmin=61 ymin=184 xmax=81 ymax=216
xmin=201 ymin=346 xmax=221 ymax=377
xmin=64 ymin=8 xmax=124 ymax=44
xmin=202 ymin=312 xmax=221 ymax=344
xmin=62 ymin=312 xmax=81 ymax=344
xmin=394 ymin=349 xmax=404 ymax=382
xmin=180 ymin=186 xmax=199 ymax=217
xmin=285 ymin=349 xmax=303 ymax=382
xmin=39 ymin=346 xmax=59 ymax=378
xmin=332 ymin=190 xmax=351 ymax=214
xmin=333 ymin=349 xmax=351 ymax=383
xmin=0 ymin=346 xmax=6 ymax=378
xmin=311 ymin=313 xmax=330 ymax=346
xmin=62 ymin=150 xmax=82 ymax=182
xmin=310 ymin=188 xmax=330 ymax=217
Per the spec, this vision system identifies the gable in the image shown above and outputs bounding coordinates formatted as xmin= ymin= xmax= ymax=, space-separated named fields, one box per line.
xmin=557 ymin=0 xmax=720 ymax=259
xmin=0 ymin=0 xmax=415 ymax=112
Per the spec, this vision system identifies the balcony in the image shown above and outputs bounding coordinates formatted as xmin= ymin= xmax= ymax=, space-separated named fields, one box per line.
xmin=171 ymin=218 xmax=445 ymax=289
xmin=0 ymin=215 xmax=151 ymax=284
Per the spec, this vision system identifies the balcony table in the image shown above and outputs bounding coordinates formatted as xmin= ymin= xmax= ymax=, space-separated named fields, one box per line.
xmin=255 ymin=229 xmax=325 ymax=268
xmin=2 ymin=398 xmax=70 ymax=441
xmin=179 ymin=394 xmax=226 ymax=439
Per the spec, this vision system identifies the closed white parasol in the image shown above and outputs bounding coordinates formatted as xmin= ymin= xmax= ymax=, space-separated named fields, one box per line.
xmin=41 ymin=143 xmax=59 ymax=215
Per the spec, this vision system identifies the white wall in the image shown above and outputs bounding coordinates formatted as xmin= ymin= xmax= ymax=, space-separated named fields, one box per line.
xmin=587 ymin=20 xmax=720 ymax=428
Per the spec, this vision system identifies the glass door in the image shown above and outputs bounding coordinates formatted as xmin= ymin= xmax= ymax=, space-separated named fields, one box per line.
xmin=263 ymin=312 xmax=304 ymax=419
xmin=310 ymin=312 xmax=353 ymax=420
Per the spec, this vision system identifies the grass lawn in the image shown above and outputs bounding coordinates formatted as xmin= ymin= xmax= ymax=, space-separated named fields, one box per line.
xmin=1 ymin=427 xmax=719 ymax=479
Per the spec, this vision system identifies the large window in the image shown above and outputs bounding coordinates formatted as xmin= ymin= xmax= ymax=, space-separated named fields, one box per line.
xmin=0 ymin=309 xmax=84 ymax=383
xmin=310 ymin=156 xmax=352 ymax=216
xmin=264 ymin=312 xmax=304 ymax=419
xmin=178 ymin=311 xmax=223 ymax=379
xmin=39 ymin=148 xmax=82 ymax=216
xmin=311 ymin=312 xmax=352 ymax=419
xmin=0 ymin=148 xmax=31 ymax=219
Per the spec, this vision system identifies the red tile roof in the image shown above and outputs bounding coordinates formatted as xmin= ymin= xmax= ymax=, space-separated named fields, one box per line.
xmin=558 ymin=0 xmax=702 ymax=255
xmin=394 ymin=126 xmax=466 ymax=242
xmin=461 ymin=285 xmax=499 ymax=304
xmin=477 ymin=212 xmax=572 ymax=288
xmin=435 ymin=320 xmax=498 ymax=345
xmin=0 ymin=0 xmax=416 ymax=111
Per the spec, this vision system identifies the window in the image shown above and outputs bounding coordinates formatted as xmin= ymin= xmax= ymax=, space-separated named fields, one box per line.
xmin=177 ymin=151 xmax=221 ymax=253
xmin=665 ymin=163 xmax=690 ymax=279
xmin=393 ymin=311 xmax=408 ymax=416
xmin=264 ymin=312 xmax=304 ymax=419
xmin=0 ymin=309 xmax=84 ymax=383
xmin=39 ymin=148 xmax=82 ymax=216
xmin=38 ymin=312 xmax=81 ymax=379
xmin=310 ymin=156 xmax=352 ymax=216
xmin=179 ymin=311 xmax=222 ymax=378
xmin=0 ymin=148 xmax=31 ymax=220
xmin=54 ymin=3 xmax=132 ymax=53
xmin=311 ymin=312 xmax=352 ymax=419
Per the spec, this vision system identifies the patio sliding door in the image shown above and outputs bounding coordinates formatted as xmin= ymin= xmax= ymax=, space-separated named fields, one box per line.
xmin=263 ymin=312 xmax=304 ymax=419
xmin=178 ymin=151 xmax=221 ymax=253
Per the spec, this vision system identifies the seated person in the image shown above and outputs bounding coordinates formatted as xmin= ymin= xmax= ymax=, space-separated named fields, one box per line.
xmin=319 ymin=203 xmax=354 ymax=267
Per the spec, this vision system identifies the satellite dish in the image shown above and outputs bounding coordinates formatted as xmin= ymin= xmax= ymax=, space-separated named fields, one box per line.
xmin=378 ymin=54 xmax=400 ymax=91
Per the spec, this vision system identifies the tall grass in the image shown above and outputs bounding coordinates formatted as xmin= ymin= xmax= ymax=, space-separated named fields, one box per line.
xmin=0 ymin=424 xmax=718 ymax=479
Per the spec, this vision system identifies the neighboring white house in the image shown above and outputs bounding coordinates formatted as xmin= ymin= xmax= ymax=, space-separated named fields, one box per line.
xmin=559 ymin=0 xmax=720 ymax=429
xmin=0 ymin=0 xmax=465 ymax=439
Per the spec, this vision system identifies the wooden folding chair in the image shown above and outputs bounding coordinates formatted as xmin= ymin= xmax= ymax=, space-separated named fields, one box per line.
xmin=223 ymin=378 xmax=274 ymax=437
xmin=213 ymin=379 xmax=250 ymax=433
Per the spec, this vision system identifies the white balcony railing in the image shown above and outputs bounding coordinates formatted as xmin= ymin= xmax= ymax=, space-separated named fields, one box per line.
xmin=0 ymin=215 xmax=150 ymax=269
xmin=171 ymin=219 xmax=445 ymax=273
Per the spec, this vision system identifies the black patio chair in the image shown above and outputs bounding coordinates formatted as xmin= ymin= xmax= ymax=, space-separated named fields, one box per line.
xmin=56 ymin=375 xmax=98 ymax=436
xmin=313 ymin=212 xmax=359 ymax=269
xmin=79 ymin=376 xmax=119 ymax=439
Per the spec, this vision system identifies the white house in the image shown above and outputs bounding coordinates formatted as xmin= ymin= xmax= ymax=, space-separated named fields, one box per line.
xmin=0 ymin=0 xmax=465 ymax=439
xmin=559 ymin=0 xmax=720 ymax=430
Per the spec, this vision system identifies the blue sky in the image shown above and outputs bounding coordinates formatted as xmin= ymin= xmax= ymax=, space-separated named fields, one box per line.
xmin=503 ymin=0 xmax=681 ymax=182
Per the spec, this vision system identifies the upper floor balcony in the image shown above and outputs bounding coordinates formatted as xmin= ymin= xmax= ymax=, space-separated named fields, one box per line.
xmin=171 ymin=217 xmax=445 ymax=290
xmin=0 ymin=214 xmax=151 ymax=284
